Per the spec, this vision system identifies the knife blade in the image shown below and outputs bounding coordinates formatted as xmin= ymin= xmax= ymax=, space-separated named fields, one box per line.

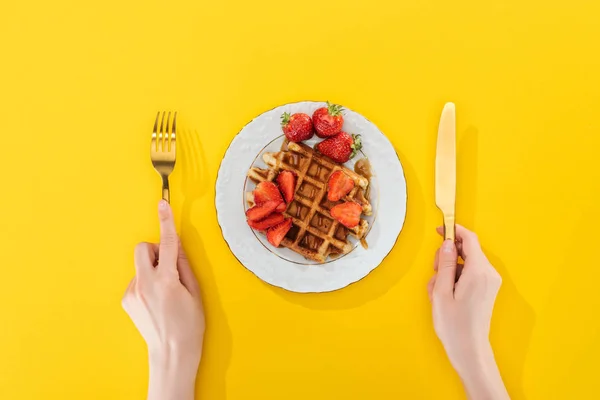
xmin=435 ymin=102 xmax=456 ymax=241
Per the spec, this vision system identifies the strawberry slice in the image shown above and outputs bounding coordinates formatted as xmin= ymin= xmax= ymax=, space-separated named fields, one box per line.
xmin=327 ymin=171 xmax=355 ymax=201
xmin=253 ymin=181 xmax=285 ymax=212
xmin=246 ymin=201 xmax=280 ymax=222
xmin=276 ymin=171 xmax=296 ymax=203
xmin=266 ymin=218 xmax=293 ymax=247
xmin=330 ymin=202 xmax=362 ymax=228
xmin=247 ymin=213 xmax=285 ymax=231
xmin=254 ymin=181 xmax=283 ymax=204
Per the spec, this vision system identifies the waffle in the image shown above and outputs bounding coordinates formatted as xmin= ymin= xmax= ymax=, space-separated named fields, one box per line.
xmin=247 ymin=142 xmax=372 ymax=262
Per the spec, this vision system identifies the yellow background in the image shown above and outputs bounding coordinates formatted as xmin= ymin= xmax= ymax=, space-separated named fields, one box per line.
xmin=1 ymin=0 xmax=599 ymax=398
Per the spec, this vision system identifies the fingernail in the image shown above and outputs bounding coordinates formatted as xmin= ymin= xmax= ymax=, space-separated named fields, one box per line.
xmin=158 ymin=200 xmax=170 ymax=219
xmin=442 ymin=240 xmax=454 ymax=253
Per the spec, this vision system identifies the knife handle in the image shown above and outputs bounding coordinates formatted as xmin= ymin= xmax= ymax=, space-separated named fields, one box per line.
xmin=443 ymin=216 xmax=455 ymax=242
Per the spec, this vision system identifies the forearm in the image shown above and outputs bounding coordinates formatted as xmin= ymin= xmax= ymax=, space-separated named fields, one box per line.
xmin=148 ymin=351 xmax=199 ymax=400
xmin=457 ymin=343 xmax=509 ymax=400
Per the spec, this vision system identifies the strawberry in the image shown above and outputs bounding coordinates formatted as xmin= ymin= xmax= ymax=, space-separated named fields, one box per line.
xmin=246 ymin=201 xmax=281 ymax=222
xmin=327 ymin=171 xmax=355 ymax=201
xmin=276 ymin=171 xmax=296 ymax=203
xmin=330 ymin=202 xmax=362 ymax=228
xmin=254 ymin=181 xmax=283 ymax=204
xmin=315 ymin=132 xmax=362 ymax=164
xmin=312 ymin=102 xmax=344 ymax=138
xmin=253 ymin=181 xmax=286 ymax=212
xmin=267 ymin=218 xmax=293 ymax=247
xmin=281 ymin=112 xmax=314 ymax=142
xmin=247 ymin=213 xmax=285 ymax=231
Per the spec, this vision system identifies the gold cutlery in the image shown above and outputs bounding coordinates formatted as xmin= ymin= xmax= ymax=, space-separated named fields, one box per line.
xmin=150 ymin=111 xmax=177 ymax=203
xmin=435 ymin=102 xmax=456 ymax=241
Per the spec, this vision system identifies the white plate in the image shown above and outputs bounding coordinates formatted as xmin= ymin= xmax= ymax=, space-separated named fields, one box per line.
xmin=216 ymin=101 xmax=407 ymax=293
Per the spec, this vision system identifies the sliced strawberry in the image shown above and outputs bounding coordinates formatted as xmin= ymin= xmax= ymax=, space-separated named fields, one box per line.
xmin=330 ymin=202 xmax=362 ymax=228
xmin=327 ymin=171 xmax=355 ymax=201
xmin=254 ymin=181 xmax=283 ymax=205
xmin=276 ymin=171 xmax=297 ymax=203
xmin=246 ymin=201 xmax=280 ymax=222
xmin=266 ymin=219 xmax=293 ymax=247
xmin=276 ymin=202 xmax=287 ymax=212
xmin=247 ymin=213 xmax=285 ymax=231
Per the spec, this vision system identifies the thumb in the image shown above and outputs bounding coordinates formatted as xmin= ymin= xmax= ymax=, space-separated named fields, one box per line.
xmin=433 ymin=240 xmax=458 ymax=298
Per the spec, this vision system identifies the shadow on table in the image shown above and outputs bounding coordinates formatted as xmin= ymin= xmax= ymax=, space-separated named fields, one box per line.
xmin=458 ymin=126 xmax=534 ymax=400
xmin=457 ymin=126 xmax=478 ymax=229
xmin=267 ymin=148 xmax=426 ymax=310
xmin=180 ymin=129 xmax=232 ymax=400
xmin=486 ymin=250 xmax=535 ymax=400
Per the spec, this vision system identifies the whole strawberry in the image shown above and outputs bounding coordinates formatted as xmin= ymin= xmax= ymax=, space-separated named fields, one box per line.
xmin=315 ymin=132 xmax=362 ymax=164
xmin=281 ymin=112 xmax=314 ymax=142
xmin=312 ymin=102 xmax=344 ymax=138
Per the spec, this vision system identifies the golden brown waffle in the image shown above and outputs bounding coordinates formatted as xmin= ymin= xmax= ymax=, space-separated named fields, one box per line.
xmin=247 ymin=142 xmax=371 ymax=263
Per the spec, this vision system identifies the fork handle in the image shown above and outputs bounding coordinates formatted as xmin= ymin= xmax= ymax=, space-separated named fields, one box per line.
xmin=161 ymin=176 xmax=170 ymax=203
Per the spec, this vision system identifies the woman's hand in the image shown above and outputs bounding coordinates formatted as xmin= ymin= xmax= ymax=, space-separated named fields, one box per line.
xmin=122 ymin=200 xmax=205 ymax=400
xmin=428 ymin=225 xmax=509 ymax=400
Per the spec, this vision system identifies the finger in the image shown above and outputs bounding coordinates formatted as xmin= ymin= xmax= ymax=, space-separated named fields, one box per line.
xmin=124 ymin=276 xmax=135 ymax=294
xmin=435 ymin=226 xmax=462 ymax=253
xmin=436 ymin=225 xmax=466 ymax=260
xmin=158 ymin=200 xmax=179 ymax=273
xmin=134 ymin=242 xmax=158 ymax=276
xmin=427 ymin=274 xmax=437 ymax=302
xmin=150 ymin=243 xmax=159 ymax=261
xmin=436 ymin=226 xmax=464 ymax=258
xmin=177 ymin=241 xmax=201 ymax=298
xmin=455 ymin=263 xmax=464 ymax=281
xmin=432 ymin=236 xmax=465 ymax=281
xmin=433 ymin=240 xmax=458 ymax=297
xmin=454 ymin=224 xmax=485 ymax=261
xmin=121 ymin=276 xmax=137 ymax=312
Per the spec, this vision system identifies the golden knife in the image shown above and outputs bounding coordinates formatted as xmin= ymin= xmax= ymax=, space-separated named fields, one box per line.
xmin=435 ymin=102 xmax=456 ymax=241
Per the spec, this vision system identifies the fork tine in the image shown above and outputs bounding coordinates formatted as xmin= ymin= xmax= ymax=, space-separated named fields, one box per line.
xmin=159 ymin=111 xmax=166 ymax=151
xmin=153 ymin=112 xmax=160 ymax=134
xmin=166 ymin=111 xmax=172 ymax=151
xmin=152 ymin=112 xmax=160 ymax=151
xmin=171 ymin=112 xmax=177 ymax=152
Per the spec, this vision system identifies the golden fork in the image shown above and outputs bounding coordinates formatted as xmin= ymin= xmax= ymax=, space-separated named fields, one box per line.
xmin=150 ymin=111 xmax=177 ymax=203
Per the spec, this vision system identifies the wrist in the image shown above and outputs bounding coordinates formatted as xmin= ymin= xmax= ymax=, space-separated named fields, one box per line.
xmin=148 ymin=347 xmax=200 ymax=400
xmin=451 ymin=339 xmax=494 ymax=378
xmin=456 ymin=342 xmax=509 ymax=400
